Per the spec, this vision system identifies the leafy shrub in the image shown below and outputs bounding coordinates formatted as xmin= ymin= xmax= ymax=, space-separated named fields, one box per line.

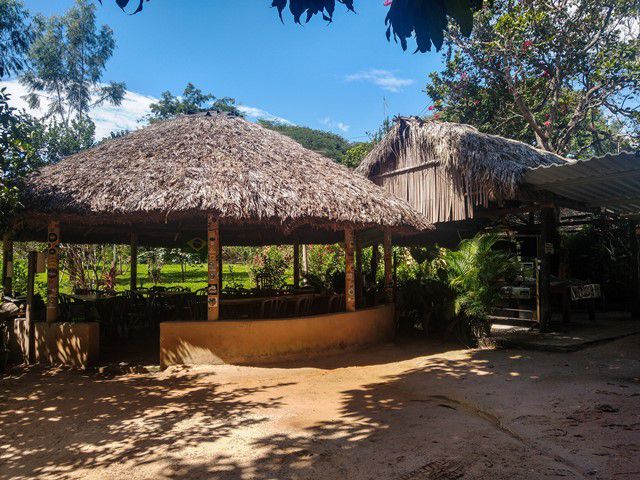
xmin=251 ymin=246 xmax=289 ymax=290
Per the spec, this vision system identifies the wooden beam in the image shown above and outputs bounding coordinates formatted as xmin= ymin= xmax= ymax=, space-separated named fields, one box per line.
xmin=630 ymin=220 xmax=640 ymax=318
xmin=130 ymin=233 xmax=138 ymax=291
xmin=537 ymin=207 xmax=555 ymax=331
xmin=26 ymin=251 xmax=37 ymax=364
xmin=1 ymin=234 xmax=13 ymax=297
xmin=345 ymin=229 xmax=356 ymax=312
xmin=355 ymin=236 xmax=364 ymax=309
xmin=46 ymin=220 xmax=61 ymax=323
xmin=531 ymin=168 xmax=640 ymax=190
xmin=207 ymin=214 xmax=221 ymax=321
xmin=371 ymin=161 xmax=439 ymax=181
xmin=383 ymin=231 xmax=393 ymax=304
xmin=293 ymin=243 xmax=300 ymax=288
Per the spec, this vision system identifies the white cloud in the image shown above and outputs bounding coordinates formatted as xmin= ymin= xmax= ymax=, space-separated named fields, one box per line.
xmin=237 ymin=105 xmax=293 ymax=125
xmin=0 ymin=79 xmax=156 ymax=140
xmin=320 ymin=117 xmax=350 ymax=133
xmin=345 ymin=69 xmax=414 ymax=93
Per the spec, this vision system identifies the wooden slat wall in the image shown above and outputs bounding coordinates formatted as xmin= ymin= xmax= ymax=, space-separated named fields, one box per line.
xmin=377 ymin=160 xmax=489 ymax=224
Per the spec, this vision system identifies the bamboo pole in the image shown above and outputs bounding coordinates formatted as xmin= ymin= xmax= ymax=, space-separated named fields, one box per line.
xmin=130 ymin=233 xmax=138 ymax=291
xmin=1 ymin=233 xmax=13 ymax=297
xmin=26 ymin=251 xmax=37 ymax=364
xmin=383 ymin=231 xmax=393 ymax=304
xmin=345 ymin=229 xmax=356 ymax=312
xmin=207 ymin=214 xmax=221 ymax=321
xmin=46 ymin=220 xmax=61 ymax=323
xmin=293 ymin=243 xmax=300 ymax=288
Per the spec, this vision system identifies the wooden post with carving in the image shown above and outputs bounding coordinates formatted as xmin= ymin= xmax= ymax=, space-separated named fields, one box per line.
xmin=207 ymin=215 xmax=221 ymax=321
xmin=345 ymin=229 xmax=356 ymax=312
xmin=46 ymin=220 xmax=61 ymax=323
xmin=130 ymin=233 xmax=138 ymax=291
xmin=383 ymin=231 xmax=393 ymax=304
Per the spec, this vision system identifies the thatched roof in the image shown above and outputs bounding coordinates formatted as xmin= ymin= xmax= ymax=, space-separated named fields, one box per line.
xmin=356 ymin=117 xmax=570 ymax=200
xmin=17 ymin=112 xmax=431 ymax=246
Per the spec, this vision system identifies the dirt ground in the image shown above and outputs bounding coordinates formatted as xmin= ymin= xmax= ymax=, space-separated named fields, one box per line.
xmin=1 ymin=335 xmax=639 ymax=480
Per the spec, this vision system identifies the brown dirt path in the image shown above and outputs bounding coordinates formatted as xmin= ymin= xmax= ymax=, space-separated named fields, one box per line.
xmin=1 ymin=335 xmax=639 ymax=480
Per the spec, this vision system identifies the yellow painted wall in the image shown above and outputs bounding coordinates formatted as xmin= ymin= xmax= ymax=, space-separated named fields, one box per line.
xmin=34 ymin=322 xmax=100 ymax=368
xmin=160 ymin=304 xmax=395 ymax=367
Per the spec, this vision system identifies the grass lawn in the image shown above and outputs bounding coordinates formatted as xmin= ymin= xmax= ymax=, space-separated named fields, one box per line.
xmin=33 ymin=263 xmax=284 ymax=297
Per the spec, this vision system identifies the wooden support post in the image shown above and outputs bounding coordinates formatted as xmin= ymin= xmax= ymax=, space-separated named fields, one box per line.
xmin=355 ymin=236 xmax=364 ymax=308
xmin=26 ymin=251 xmax=37 ymax=364
xmin=46 ymin=220 xmax=61 ymax=323
xmin=293 ymin=243 xmax=300 ymax=288
xmin=537 ymin=207 xmax=555 ymax=331
xmin=630 ymin=220 xmax=640 ymax=318
xmin=130 ymin=233 xmax=138 ymax=291
xmin=207 ymin=214 xmax=221 ymax=321
xmin=383 ymin=231 xmax=393 ymax=304
xmin=345 ymin=229 xmax=356 ymax=312
xmin=370 ymin=243 xmax=379 ymax=280
xmin=2 ymin=234 xmax=13 ymax=297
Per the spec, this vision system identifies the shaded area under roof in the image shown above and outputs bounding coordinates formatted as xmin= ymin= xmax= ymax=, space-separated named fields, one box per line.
xmin=524 ymin=151 xmax=640 ymax=216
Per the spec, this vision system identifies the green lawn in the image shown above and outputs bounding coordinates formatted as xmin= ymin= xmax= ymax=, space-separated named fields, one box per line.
xmin=33 ymin=263 xmax=276 ymax=297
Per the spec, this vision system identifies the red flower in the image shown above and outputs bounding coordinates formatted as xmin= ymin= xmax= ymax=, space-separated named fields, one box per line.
xmin=434 ymin=113 xmax=441 ymax=120
xmin=543 ymin=120 xmax=551 ymax=127
xmin=428 ymin=105 xmax=435 ymax=111
xmin=522 ymin=40 xmax=534 ymax=50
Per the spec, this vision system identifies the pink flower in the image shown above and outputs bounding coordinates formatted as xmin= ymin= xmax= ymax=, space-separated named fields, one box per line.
xmin=522 ymin=40 xmax=534 ymax=50
xmin=434 ymin=113 xmax=441 ymax=120
xmin=544 ymin=120 xmax=551 ymax=127
xmin=384 ymin=0 xmax=393 ymax=6
xmin=428 ymin=105 xmax=435 ymax=111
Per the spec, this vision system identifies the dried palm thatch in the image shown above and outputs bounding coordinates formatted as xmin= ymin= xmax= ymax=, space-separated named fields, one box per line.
xmin=356 ymin=117 xmax=570 ymax=223
xmin=18 ymin=112 xmax=431 ymax=245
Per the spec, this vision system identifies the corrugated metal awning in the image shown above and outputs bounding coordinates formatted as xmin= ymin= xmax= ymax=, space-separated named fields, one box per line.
xmin=523 ymin=151 xmax=640 ymax=215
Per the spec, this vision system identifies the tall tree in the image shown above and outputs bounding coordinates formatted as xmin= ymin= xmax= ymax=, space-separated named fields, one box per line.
xmin=0 ymin=0 xmax=32 ymax=79
xmin=21 ymin=0 xmax=125 ymax=126
xmin=103 ymin=0 xmax=483 ymax=54
xmin=147 ymin=83 xmax=242 ymax=123
xmin=426 ymin=0 xmax=640 ymax=157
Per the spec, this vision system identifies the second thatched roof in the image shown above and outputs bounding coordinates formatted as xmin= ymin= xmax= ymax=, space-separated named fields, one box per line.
xmin=357 ymin=117 xmax=570 ymax=200
xmin=18 ymin=112 xmax=431 ymax=245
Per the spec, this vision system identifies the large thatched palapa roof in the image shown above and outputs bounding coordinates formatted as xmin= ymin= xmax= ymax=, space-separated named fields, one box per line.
xmin=356 ymin=117 xmax=570 ymax=224
xmin=17 ymin=112 xmax=431 ymax=246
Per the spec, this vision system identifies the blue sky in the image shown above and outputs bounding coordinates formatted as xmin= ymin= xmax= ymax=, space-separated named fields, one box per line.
xmin=15 ymin=0 xmax=444 ymax=141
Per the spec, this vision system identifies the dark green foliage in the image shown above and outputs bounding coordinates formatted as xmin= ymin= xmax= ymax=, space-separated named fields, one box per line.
xmin=104 ymin=0 xmax=480 ymax=53
xmin=259 ymin=120 xmax=351 ymax=164
xmin=147 ymin=83 xmax=242 ymax=123
xmin=0 ymin=0 xmax=33 ymax=78
xmin=563 ymin=218 xmax=632 ymax=306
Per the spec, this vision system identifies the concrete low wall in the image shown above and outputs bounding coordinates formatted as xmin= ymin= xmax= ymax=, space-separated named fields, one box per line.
xmin=160 ymin=304 xmax=395 ymax=367
xmin=34 ymin=322 xmax=100 ymax=368
xmin=7 ymin=317 xmax=30 ymax=364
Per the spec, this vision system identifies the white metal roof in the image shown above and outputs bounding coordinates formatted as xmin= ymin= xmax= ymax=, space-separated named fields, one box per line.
xmin=523 ymin=151 xmax=640 ymax=215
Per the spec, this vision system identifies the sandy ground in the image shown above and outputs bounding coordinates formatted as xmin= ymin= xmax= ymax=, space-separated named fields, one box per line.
xmin=1 ymin=336 xmax=639 ymax=480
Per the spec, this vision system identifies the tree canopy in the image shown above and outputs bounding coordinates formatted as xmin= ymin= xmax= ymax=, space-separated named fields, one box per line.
xmin=0 ymin=0 xmax=32 ymax=79
xmin=146 ymin=83 xmax=243 ymax=123
xmin=426 ymin=0 xmax=640 ymax=157
xmin=103 ymin=0 xmax=483 ymax=53
xmin=21 ymin=0 xmax=125 ymax=125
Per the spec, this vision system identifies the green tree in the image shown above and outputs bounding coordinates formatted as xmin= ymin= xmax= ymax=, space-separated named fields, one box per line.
xmin=147 ymin=83 xmax=242 ymax=122
xmin=426 ymin=0 xmax=640 ymax=156
xmin=259 ymin=120 xmax=352 ymax=164
xmin=0 ymin=0 xmax=32 ymax=79
xmin=342 ymin=142 xmax=373 ymax=168
xmin=31 ymin=116 xmax=95 ymax=164
xmin=21 ymin=0 xmax=125 ymax=125
xmin=103 ymin=0 xmax=483 ymax=54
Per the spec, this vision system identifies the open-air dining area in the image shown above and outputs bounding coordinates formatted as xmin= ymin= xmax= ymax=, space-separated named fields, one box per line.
xmin=4 ymin=111 xmax=431 ymax=368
